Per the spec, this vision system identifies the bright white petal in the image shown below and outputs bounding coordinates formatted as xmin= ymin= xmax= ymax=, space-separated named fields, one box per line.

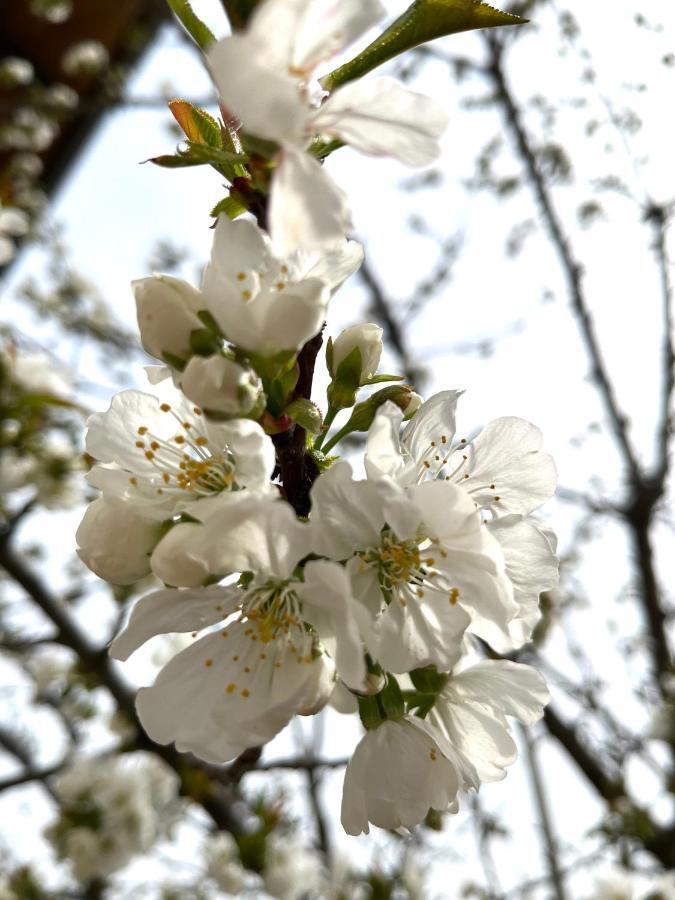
xmin=312 ymin=77 xmax=448 ymax=166
xmin=269 ymin=147 xmax=353 ymax=256
xmin=288 ymin=238 xmax=364 ymax=292
xmin=450 ymin=417 xmax=557 ymax=515
xmin=110 ymin=585 xmax=240 ymax=660
xmin=136 ymin=620 xmax=321 ymax=763
xmin=365 ymin=401 xmax=416 ymax=484
xmin=487 ymin=515 xmax=559 ymax=649
xmin=451 ymin=660 xmax=550 ymax=725
xmin=309 ymin=461 xmax=385 ymax=559
xmin=402 ymin=390 xmax=462 ymax=466
xmin=208 ymin=34 xmax=307 ymax=143
xmin=76 ymin=499 xmax=161 ymax=585
xmin=296 ymin=559 xmax=368 ymax=690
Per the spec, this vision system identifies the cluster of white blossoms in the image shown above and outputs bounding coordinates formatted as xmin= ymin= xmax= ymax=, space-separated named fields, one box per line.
xmin=45 ymin=753 xmax=179 ymax=881
xmin=588 ymin=868 xmax=675 ymax=900
xmin=76 ymin=0 xmax=559 ymax=836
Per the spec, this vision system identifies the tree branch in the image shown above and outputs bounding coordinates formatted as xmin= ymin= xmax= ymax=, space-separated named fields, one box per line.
xmin=0 ymin=541 xmax=245 ymax=835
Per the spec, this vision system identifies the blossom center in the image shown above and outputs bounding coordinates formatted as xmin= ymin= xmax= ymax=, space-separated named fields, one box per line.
xmin=130 ymin=402 xmax=236 ymax=497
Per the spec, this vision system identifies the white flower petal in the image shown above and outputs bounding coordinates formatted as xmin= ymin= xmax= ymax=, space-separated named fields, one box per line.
xmin=402 ymin=390 xmax=462 ymax=465
xmin=341 ymin=717 xmax=459 ymax=835
xmin=451 ymin=660 xmax=550 ymax=725
xmin=76 ymin=499 xmax=161 ymax=585
xmin=309 ymin=461 xmax=385 ymax=559
xmin=136 ymin=621 xmax=321 ymax=763
xmin=365 ymin=401 xmax=416 ymax=484
xmin=312 ymin=77 xmax=448 ymax=166
xmin=110 ymin=585 xmax=240 ymax=661
xmin=208 ymin=34 xmax=307 ymax=144
xmin=487 ymin=515 xmax=559 ymax=649
xmin=288 ymin=238 xmax=363 ymax=292
xmin=450 ymin=417 xmax=557 ymax=515
xmin=296 ymin=559 xmax=368 ymax=690
xmin=269 ymin=147 xmax=353 ymax=255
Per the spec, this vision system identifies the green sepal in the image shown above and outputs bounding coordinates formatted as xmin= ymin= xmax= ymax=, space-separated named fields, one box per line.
xmin=265 ymin=363 xmax=300 ymax=417
xmin=238 ymin=571 xmax=255 ymax=588
xmin=365 ymin=373 xmax=405 ymax=385
xmin=284 ymin=398 xmax=323 ymax=435
xmin=379 ymin=674 xmax=406 ymax=720
xmin=189 ymin=328 xmax=223 ymax=357
xmin=410 ymin=665 xmax=449 ymax=694
xmin=358 ymin=694 xmax=384 ymax=731
xmin=325 ymin=336 xmax=334 ymax=374
xmin=166 ymin=0 xmax=216 ymax=51
xmin=210 ymin=195 xmax=249 ymax=220
xmin=169 ymin=98 xmax=221 ymax=148
xmin=327 ymin=345 xmax=362 ymax=410
xmin=162 ymin=351 xmax=187 ymax=372
xmin=197 ymin=309 xmax=225 ymax=337
xmin=321 ymin=0 xmax=526 ymax=92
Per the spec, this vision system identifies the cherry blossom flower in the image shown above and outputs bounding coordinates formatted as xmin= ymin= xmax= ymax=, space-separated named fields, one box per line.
xmin=341 ymin=716 xmax=461 ymax=835
xmin=134 ymin=273 xmax=204 ymax=365
xmin=428 ymin=659 xmax=549 ymax=785
xmin=207 ymin=0 xmax=448 ymax=251
xmin=202 ymin=214 xmax=362 ymax=357
xmin=111 ymin=499 xmax=368 ymax=762
xmin=365 ymin=399 xmax=559 ymax=649
xmin=309 ymin=461 xmax=516 ymax=671
xmin=84 ymin=379 xmax=274 ymax=522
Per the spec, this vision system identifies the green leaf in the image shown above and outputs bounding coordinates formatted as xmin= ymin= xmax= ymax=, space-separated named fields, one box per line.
xmin=379 ymin=674 xmax=405 ymax=720
xmin=210 ymin=195 xmax=248 ymax=219
xmin=284 ymin=398 xmax=323 ymax=435
xmin=410 ymin=665 xmax=449 ymax=694
xmin=169 ymin=99 xmax=222 ymax=148
xmin=146 ymin=141 xmax=247 ymax=173
xmin=365 ymin=373 xmax=405 ymax=385
xmin=166 ymin=0 xmax=216 ymax=51
xmin=321 ymin=0 xmax=526 ymax=91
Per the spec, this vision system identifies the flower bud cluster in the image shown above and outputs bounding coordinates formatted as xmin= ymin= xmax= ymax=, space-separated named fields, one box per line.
xmin=76 ymin=0 xmax=559 ymax=837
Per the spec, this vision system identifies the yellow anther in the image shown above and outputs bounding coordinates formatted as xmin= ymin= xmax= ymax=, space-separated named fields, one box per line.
xmin=275 ymin=282 xmax=285 ymax=291
xmin=204 ymin=659 xmax=213 ymax=667
xmin=160 ymin=403 xmax=171 ymax=412
xmin=236 ymin=272 xmax=246 ymax=281
xmin=232 ymin=655 xmax=239 ymax=661
xmin=129 ymin=477 xmax=138 ymax=486
xmin=449 ymin=588 xmax=460 ymax=605
xmin=244 ymin=666 xmax=251 ymax=673
xmin=162 ymin=472 xmax=170 ymax=483
xmin=429 ymin=749 xmax=437 ymax=761
xmin=241 ymin=688 xmax=250 ymax=698
xmin=195 ymin=436 xmax=208 ymax=446
xmin=150 ymin=441 xmax=159 ymax=451
xmin=137 ymin=426 xmax=148 ymax=435
xmin=145 ymin=450 xmax=155 ymax=460
xmin=135 ymin=440 xmax=145 ymax=449
xmin=174 ymin=435 xmax=185 ymax=444
xmin=226 ymin=683 xmax=236 ymax=694
xmin=441 ymin=435 xmax=447 ymax=444
xmin=242 ymin=290 xmax=252 ymax=301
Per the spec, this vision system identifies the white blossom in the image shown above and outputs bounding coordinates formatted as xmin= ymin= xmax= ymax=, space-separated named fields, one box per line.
xmin=331 ymin=323 xmax=383 ymax=384
xmin=365 ymin=399 xmax=559 ymax=649
xmin=205 ymin=832 xmax=247 ymax=894
xmin=341 ymin=716 xmax=461 ymax=834
xmin=76 ymin=497 xmax=163 ymax=584
xmin=202 ymin=214 xmax=361 ymax=356
xmin=208 ymin=0 xmax=448 ymax=251
xmin=263 ymin=835 xmax=325 ymax=900
xmin=46 ymin=753 xmax=179 ymax=881
xmin=84 ymin=378 xmax=273 ymax=521
xmin=134 ymin=273 xmax=204 ymax=364
xmin=111 ymin=500 xmax=368 ymax=763
xmin=179 ymin=354 xmax=264 ymax=417
xmin=428 ymin=659 xmax=549 ymax=786
xmin=309 ymin=461 xmax=515 ymax=672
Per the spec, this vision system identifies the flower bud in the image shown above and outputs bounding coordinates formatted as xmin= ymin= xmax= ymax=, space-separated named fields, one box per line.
xmin=134 ymin=274 xmax=204 ymax=364
xmin=403 ymin=391 xmax=423 ymax=419
xmin=330 ymin=323 xmax=383 ymax=385
xmin=76 ymin=499 xmax=162 ymax=585
xmin=179 ymin=355 xmax=264 ymax=417
xmin=346 ymin=384 xmax=417 ymax=433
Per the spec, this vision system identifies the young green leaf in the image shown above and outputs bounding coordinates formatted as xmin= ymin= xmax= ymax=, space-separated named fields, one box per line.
xmin=168 ymin=99 xmax=222 ymax=148
xmin=321 ymin=0 xmax=526 ymax=92
xmin=166 ymin=0 xmax=216 ymax=51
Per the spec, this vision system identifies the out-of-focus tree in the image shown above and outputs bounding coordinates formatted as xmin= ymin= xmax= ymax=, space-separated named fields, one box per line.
xmin=0 ymin=1 xmax=674 ymax=898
